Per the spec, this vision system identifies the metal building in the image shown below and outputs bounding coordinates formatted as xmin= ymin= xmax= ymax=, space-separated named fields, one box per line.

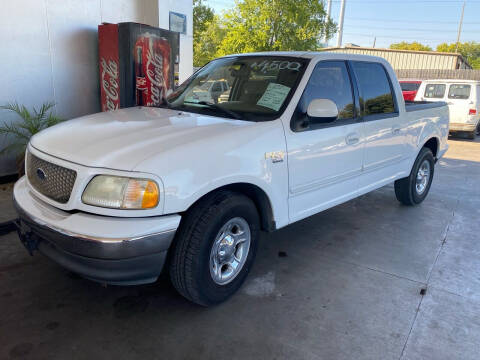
xmin=322 ymin=46 xmax=471 ymax=70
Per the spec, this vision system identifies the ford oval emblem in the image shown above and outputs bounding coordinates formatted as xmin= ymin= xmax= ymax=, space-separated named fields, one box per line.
xmin=36 ymin=168 xmax=46 ymax=181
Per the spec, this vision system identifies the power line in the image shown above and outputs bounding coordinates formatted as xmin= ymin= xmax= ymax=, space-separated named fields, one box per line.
xmin=343 ymin=32 xmax=456 ymax=42
xmin=333 ymin=0 xmax=480 ymax=3
xmin=343 ymin=24 xmax=480 ymax=33
xmin=205 ymin=0 xmax=480 ymax=6
xmin=345 ymin=17 xmax=480 ymax=25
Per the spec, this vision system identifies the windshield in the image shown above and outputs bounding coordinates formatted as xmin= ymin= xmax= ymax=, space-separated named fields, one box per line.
xmin=167 ymin=56 xmax=309 ymax=121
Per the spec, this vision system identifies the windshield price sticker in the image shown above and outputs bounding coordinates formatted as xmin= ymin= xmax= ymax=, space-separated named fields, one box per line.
xmin=251 ymin=60 xmax=302 ymax=73
xmin=257 ymin=83 xmax=291 ymax=111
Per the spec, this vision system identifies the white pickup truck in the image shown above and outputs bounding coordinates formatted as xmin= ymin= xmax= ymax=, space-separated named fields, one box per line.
xmin=14 ymin=52 xmax=449 ymax=306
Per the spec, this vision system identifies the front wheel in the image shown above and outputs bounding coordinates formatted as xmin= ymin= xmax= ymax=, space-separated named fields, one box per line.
xmin=394 ymin=147 xmax=435 ymax=206
xmin=169 ymin=190 xmax=260 ymax=306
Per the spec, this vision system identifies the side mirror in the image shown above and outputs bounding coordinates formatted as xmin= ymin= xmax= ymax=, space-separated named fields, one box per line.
xmin=307 ymin=99 xmax=338 ymax=120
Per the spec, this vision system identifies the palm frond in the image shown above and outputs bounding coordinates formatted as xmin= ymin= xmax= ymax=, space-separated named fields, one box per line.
xmin=46 ymin=113 xmax=63 ymax=128
xmin=0 ymin=140 xmax=28 ymax=157
xmin=0 ymin=102 xmax=32 ymax=121
xmin=0 ymin=101 xmax=62 ymax=157
xmin=35 ymin=101 xmax=56 ymax=122
xmin=13 ymin=120 xmax=38 ymax=137
xmin=0 ymin=122 xmax=31 ymax=141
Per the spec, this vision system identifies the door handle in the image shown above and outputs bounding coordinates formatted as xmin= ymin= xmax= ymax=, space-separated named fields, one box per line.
xmin=346 ymin=133 xmax=360 ymax=145
xmin=392 ymin=127 xmax=401 ymax=134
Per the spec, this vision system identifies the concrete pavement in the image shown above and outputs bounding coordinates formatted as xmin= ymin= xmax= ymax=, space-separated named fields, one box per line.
xmin=0 ymin=137 xmax=479 ymax=360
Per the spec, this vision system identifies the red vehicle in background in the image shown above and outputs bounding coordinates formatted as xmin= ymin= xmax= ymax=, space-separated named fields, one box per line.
xmin=400 ymin=80 xmax=422 ymax=101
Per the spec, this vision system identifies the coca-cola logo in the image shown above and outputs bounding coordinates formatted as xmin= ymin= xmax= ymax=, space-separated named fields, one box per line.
xmin=146 ymin=50 xmax=166 ymax=105
xmin=136 ymin=76 xmax=147 ymax=90
xmin=100 ymin=57 xmax=119 ymax=111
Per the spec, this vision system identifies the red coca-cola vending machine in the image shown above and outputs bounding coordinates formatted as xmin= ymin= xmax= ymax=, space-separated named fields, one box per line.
xmin=98 ymin=22 xmax=180 ymax=112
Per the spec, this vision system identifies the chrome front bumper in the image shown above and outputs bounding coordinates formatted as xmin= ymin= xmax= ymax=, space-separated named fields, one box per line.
xmin=13 ymin=177 xmax=181 ymax=285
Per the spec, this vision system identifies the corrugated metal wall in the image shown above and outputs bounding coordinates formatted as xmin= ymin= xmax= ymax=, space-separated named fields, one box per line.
xmin=325 ymin=48 xmax=462 ymax=70
xmin=396 ymin=69 xmax=480 ymax=80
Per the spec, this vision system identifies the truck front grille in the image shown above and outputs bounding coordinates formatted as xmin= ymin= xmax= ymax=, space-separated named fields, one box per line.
xmin=26 ymin=152 xmax=77 ymax=204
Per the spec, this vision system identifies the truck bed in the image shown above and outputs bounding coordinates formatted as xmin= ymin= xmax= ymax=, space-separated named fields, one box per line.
xmin=405 ymin=101 xmax=446 ymax=112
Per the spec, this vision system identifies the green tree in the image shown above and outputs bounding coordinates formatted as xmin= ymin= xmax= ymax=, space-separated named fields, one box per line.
xmin=437 ymin=41 xmax=480 ymax=69
xmin=193 ymin=0 xmax=214 ymax=34
xmin=193 ymin=0 xmax=216 ymax=66
xmin=217 ymin=0 xmax=336 ymax=56
xmin=389 ymin=42 xmax=432 ymax=51
xmin=194 ymin=15 xmax=226 ymax=67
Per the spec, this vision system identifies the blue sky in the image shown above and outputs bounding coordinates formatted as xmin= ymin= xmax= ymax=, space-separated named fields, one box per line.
xmin=203 ymin=0 xmax=480 ymax=50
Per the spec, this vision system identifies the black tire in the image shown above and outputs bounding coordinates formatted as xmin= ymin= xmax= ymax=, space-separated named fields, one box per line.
xmin=468 ymin=131 xmax=476 ymax=140
xmin=394 ymin=147 xmax=435 ymax=206
xmin=169 ymin=190 xmax=260 ymax=306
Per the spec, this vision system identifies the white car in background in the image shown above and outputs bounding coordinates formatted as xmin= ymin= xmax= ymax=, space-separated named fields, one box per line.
xmin=415 ymin=79 xmax=480 ymax=139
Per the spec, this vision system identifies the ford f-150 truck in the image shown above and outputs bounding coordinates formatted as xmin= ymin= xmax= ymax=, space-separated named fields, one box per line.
xmin=14 ymin=52 xmax=449 ymax=306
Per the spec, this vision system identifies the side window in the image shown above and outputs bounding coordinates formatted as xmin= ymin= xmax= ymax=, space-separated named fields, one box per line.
xmin=292 ymin=61 xmax=355 ymax=131
xmin=351 ymin=62 xmax=396 ymax=118
xmin=424 ymin=84 xmax=446 ymax=99
xmin=448 ymin=84 xmax=471 ymax=99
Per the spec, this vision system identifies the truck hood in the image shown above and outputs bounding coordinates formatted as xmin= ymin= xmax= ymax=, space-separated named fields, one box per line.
xmin=30 ymin=107 xmax=255 ymax=171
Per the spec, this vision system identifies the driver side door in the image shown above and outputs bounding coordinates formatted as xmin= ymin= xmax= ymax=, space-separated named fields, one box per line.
xmin=285 ymin=60 xmax=365 ymax=223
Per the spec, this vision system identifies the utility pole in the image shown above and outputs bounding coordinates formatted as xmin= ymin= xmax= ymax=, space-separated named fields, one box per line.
xmin=455 ymin=1 xmax=465 ymax=53
xmin=336 ymin=0 xmax=346 ymax=47
xmin=323 ymin=0 xmax=332 ymax=44
xmin=373 ymin=37 xmax=376 ymax=48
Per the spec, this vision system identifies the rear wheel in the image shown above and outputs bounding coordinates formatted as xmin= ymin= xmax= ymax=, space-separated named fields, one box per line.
xmin=394 ymin=147 xmax=435 ymax=206
xmin=169 ymin=190 xmax=260 ymax=306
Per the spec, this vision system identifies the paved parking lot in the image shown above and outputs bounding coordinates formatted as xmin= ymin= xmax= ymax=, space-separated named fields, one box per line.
xmin=0 ymin=137 xmax=479 ymax=360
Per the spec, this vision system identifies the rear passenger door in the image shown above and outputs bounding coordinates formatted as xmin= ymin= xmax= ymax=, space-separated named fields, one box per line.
xmin=350 ymin=61 xmax=407 ymax=193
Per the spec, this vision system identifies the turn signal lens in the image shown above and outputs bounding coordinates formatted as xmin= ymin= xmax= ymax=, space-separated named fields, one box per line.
xmin=82 ymin=175 xmax=159 ymax=209
xmin=142 ymin=181 xmax=159 ymax=208
xmin=123 ymin=179 xmax=159 ymax=209
xmin=469 ymin=109 xmax=477 ymax=115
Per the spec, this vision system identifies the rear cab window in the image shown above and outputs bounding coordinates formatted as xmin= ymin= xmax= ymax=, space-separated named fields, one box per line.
xmin=448 ymin=84 xmax=471 ymax=99
xmin=400 ymin=82 xmax=421 ymax=92
xmin=351 ymin=61 xmax=397 ymax=119
xmin=424 ymin=84 xmax=446 ymax=99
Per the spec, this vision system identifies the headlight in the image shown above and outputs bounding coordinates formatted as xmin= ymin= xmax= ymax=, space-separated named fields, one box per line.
xmin=82 ymin=175 xmax=159 ymax=209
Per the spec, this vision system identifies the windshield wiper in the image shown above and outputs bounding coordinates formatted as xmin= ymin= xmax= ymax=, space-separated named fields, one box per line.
xmin=183 ymin=101 xmax=243 ymax=120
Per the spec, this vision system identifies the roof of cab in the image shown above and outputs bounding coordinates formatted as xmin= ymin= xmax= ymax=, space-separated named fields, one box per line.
xmin=220 ymin=51 xmax=390 ymax=64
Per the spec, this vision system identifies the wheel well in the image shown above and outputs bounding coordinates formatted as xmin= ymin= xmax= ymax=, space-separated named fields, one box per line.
xmin=423 ymin=137 xmax=439 ymax=158
xmin=189 ymin=183 xmax=276 ymax=232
